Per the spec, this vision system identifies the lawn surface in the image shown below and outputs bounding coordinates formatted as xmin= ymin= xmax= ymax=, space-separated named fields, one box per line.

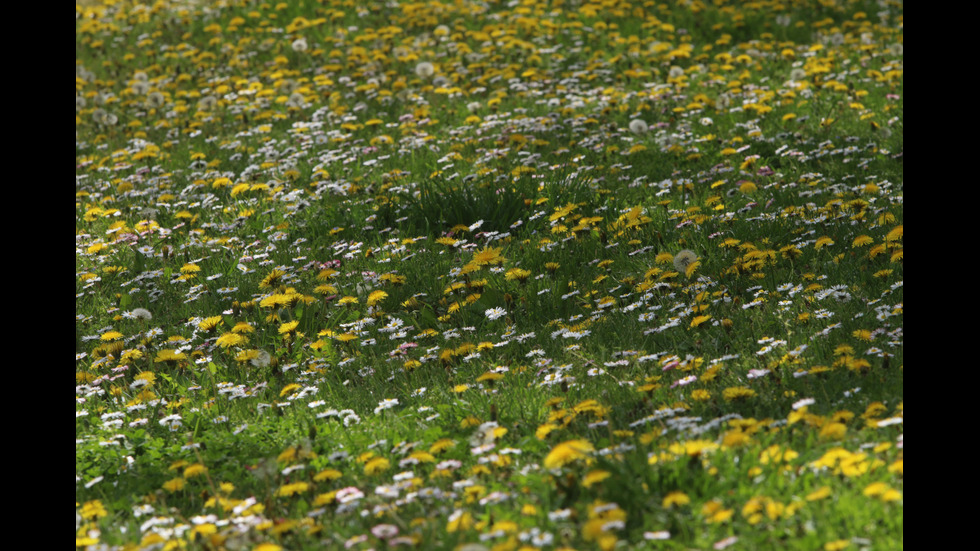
xmin=76 ymin=1 xmax=903 ymax=550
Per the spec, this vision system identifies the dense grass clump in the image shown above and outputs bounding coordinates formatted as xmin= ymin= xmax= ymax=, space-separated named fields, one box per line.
xmin=76 ymin=1 xmax=903 ymax=550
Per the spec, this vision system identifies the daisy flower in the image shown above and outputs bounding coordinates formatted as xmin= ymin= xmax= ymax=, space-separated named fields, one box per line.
xmin=485 ymin=307 xmax=507 ymax=321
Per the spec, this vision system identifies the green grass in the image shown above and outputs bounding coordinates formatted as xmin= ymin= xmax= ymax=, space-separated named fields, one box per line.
xmin=76 ymin=1 xmax=903 ymax=550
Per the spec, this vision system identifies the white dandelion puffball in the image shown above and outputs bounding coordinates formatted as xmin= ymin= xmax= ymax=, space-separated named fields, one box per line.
xmin=629 ymin=119 xmax=649 ymax=135
xmin=415 ymin=61 xmax=435 ymax=78
xmin=673 ymin=249 xmax=698 ymax=274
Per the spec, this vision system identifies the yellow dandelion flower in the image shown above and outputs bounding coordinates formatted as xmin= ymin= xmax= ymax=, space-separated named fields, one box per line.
xmin=543 ymin=439 xmax=595 ymax=469
xmin=460 ymin=416 xmax=481 ymax=429
xmin=183 ymin=463 xmax=208 ymax=479
xmin=198 ymin=316 xmax=223 ymax=332
xmin=505 ymin=268 xmax=532 ymax=282
xmin=380 ymin=273 xmax=406 ymax=285
xmin=425 ymin=440 xmax=454 ymax=456
xmin=852 ymin=329 xmax=873 ymax=341
xmin=314 ymin=468 xmax=343 ymax=482
xmin=690 ymin=315 xmax=711 ymax=328
xmin=100 ymin=330 xmax=124 ymax=342
xmin=79 ymin=500 xmax=108 ymax=520
xmin=215 ymin=332 xmax=247 ymax=348
xmin=852 ymin=235 xmax=873 ymax=247
xmin=155 ymin=349 xmax=187 ymax=363
xmin=367 ymin=290 xmax=388 ymax=306
xmin=669 ymin=439 xmax=719 ymax=458
xmin=191 ymin=523 xmax=218 ymax=538
xmin=815 ymin=236 xmax=835 ymax=250
xmin=722 ymin=429 xmax=752 ymax=448
xmin=868 ymin=244 xmax=887 ymax=259
xmin=259 ymin=294 xmax=290 ymax=310
xmin=806 ymin=486 xmax=833 ymax=501
xmin=476 ymin=372 xmax=504 ymax=384
xmin=759 ymin=445 xmax=798 ymax=464
xmin=259 ymin=268 xmax=288 ymax=288
xmin=134 ymin=371 xmax=156 ymax=386
xmin=446 ymin=509 xmax=474 ymax=533
xmin=655 ymin=252 xmax=675 ymax=265
xmin=364 ymin=457 xmax=390 ymax=475
xmin=663 ymin=491 xmax=690 ymax=508
xmin=536 ymin=423 xmax=559 ymax=440
xmin=277 ymin=447 xmax=299 ymax=464
xmin=234 ymin=349 xmax=260 ymax=363
xmin=862 ymin=482 xmax=891 ymax=498
xmin=885 ymin=225 xmax=903 ymax=243
xmin=278 ymin=320 xmax=300 ymax=335
xmin=722 ymin=386 xmax=756 ymax=401
xmin=277 ymin=482 xmax=309 ymax=497
xmin=702 ymin=500 xmax=734 ymax=523
xmin=471 ymin=246 xmax=505 ymax=266
xmin=314 ymin=284 xmax=338 ymax=296
xmin=409 ymin=450 xmax=436 ymax=463
xmin=819 ymin=422 xmax=848 ymax=441
xmin=691 ymin=389 xmax=711 ymax=401
xmin=163 ymin=477 xmax=185 ymax=492
xmin=582 ymin=470 xmax=611 ymax=488
xmin=880 ymin=488 xmax=902 ymax=502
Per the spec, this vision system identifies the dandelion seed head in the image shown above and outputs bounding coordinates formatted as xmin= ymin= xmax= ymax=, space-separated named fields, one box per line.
xmin=250 ymin=350 xmax=272 ymax=368
xmin=415 ymin=61 xmax=435 ymax=78
xmin=629 ymin=119 xmax=649 ymax=135
xmin=673 ymin=249 xmax=698 ymax=274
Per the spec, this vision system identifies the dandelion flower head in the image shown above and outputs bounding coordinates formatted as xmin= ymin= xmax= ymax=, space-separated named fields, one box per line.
xmin=673 ymin=249 xmax=698 ymax=274
xmin=629 ymin=119 xmax=649 ymax=135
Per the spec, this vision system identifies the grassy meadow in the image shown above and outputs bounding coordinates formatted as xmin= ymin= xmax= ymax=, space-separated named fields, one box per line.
xmin=75 ymin=0 xmax=903 ymax=549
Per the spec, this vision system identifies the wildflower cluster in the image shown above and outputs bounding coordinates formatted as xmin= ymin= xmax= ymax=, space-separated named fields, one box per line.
xmin=77 ymin=1 xmax=902 ymax=550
